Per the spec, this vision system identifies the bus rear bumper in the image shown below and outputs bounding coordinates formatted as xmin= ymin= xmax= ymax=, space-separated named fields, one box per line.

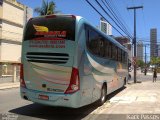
xmin=20 ymin=87 xmax=81 ymax=108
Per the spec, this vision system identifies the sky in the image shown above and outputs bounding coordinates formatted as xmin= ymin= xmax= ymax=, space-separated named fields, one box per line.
xmin=17 ymin=0 xmax=160 ymax=60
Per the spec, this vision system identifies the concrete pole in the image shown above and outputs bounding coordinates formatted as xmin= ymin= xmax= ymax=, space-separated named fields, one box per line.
xmin=127 ymin=6 xmax=143 ymax=83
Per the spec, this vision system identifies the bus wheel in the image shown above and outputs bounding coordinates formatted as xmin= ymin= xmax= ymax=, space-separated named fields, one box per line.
xmin=123 ymin=77 xmax=126 ymax=86
xmin=97 ymin=85 xmax=107 ymax=106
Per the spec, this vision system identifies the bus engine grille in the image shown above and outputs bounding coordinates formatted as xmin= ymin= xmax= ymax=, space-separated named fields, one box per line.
xmin=26 ymin=52 xmax=69 ymax=64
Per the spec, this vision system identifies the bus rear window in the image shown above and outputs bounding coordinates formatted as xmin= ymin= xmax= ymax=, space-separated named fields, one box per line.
xmin=24 ymin=16 xmax=75 ymax=41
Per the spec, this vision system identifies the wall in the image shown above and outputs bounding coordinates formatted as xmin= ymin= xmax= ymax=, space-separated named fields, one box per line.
xmin=3 ymin=0 xmax=24 ymax=25
xmin=0 ymin=42 xmax=21 ymax=62
xmin=2 ymin=22 xmax=23 ymax=42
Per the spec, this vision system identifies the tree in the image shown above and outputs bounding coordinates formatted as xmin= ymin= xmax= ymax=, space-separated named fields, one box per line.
xmin=150 ymin=57 xmax=160 ymax=68
xmin=151 ymin=57 xmax=159 ymax=65
xmin=34 ymin=0 xmax=59 ymax=16
xmin=136 ymin=59 xmax=144 ymax=67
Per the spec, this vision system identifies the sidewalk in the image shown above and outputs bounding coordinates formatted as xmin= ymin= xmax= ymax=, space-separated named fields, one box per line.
xmin=0 ymin=77 xmax=20 ymax=90
xmin=0 ymin=82 xmax=20 ymax=90
xmin=85 ymin=80 xmax=160 ymax=120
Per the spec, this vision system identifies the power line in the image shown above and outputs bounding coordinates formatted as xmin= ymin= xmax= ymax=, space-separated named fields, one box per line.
xmin=95 ymin=0 xmax=133 ymax=39
xmin=137 ymin=41 xmax=160 ymax=44
xmin=85 ymin=0 xmax=126 ymax=37
xmin=107 ymin=0 xmax=133 ymax=34
xmin=109 ymin=0 xmax=133 ymax=36
xmin=101 ymin=0 xmax=133 ymax=39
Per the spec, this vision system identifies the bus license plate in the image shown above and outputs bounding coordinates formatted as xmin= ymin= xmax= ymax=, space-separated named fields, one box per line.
xmin=38 ymin=94 xmax=49 ymax=100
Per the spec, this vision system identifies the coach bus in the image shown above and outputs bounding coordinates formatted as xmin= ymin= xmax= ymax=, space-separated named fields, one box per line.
xmin=20 ymin=14 xmax=129 ymax=108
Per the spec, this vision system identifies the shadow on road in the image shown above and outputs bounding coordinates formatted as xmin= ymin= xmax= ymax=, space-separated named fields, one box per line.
xmin=9 ymin=102 xmax=99 ymax=120
xmin=9 ymin=87 xmax=126 ymax=120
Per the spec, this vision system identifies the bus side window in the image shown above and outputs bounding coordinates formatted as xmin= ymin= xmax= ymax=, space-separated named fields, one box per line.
xmin=85 ymin=27 xmax=89 ymax=46
xmin=122 ymin=51 xmax=125 ymax=63
xmin=109 ymin=42 xmax=112 ymax=58
xmin=118 ymin=48 xmax=122 ymax=62
xmin=112 ymin=45 xmax=118 ymax=60
xmin=115 ymin=46 xmax=118 ymax=61
xmin=123 ymin=51 xmax=127 ymax=63
xmin=104 ymin=41 xmax=109 ymax=58
xmin=87 ymin=29 xmax=100 ymax=56
xmin=98 ymin=37 xmax=105 ymax=57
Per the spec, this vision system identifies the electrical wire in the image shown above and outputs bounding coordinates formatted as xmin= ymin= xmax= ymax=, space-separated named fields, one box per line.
xmin=106 ymin=0 xmax=133 ymax=37
xmin=101 ymin=0 xmax=133 ymax=39
xmin=85 ymin=0 xmax=126 ymax=37
xmin=94 ymin=0 xmax=133 ymax=40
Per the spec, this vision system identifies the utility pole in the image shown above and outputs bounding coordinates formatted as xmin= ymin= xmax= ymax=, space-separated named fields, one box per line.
xmin=127 ymin=6 xmax=143 ymax=83
xmin=144 ymin=44 xmax=147 ymax=75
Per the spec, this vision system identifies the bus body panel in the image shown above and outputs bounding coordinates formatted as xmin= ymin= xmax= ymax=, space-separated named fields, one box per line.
xmin=22 ymin=40 xmax=77 ymax=93
xmin=76 ymin=20 xmax=94 ymax=106
xmin=20 ymin=87 xmax=81 ymax=108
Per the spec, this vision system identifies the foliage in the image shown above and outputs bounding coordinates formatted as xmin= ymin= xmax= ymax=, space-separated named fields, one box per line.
xmin=34 ymin=0 xmax=59 ymax=16
xmin=157 ymin=68 xmax=160 ymax=73
xmin=150 ymin=57 xmax=160 ymax=66
xmin=136 ymin=59 xmax=144 ymax=67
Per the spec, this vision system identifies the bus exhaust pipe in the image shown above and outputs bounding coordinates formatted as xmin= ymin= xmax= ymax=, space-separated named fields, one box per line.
xmin=23 ymin=95 xmax=28 ymax=100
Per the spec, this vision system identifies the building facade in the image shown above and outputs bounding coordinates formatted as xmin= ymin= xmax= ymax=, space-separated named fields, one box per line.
xmin=0 ymin=0 xmax=32 ymax=76
xmin=100 ymin=17 xmax=112 ymax=35
xmin=137 ymin=41 xmax=143 ymax=61
xmin=150 ymin=28 xmax=157 ymax=59
xmin=157 ymin=44 xmax=160 ymax=57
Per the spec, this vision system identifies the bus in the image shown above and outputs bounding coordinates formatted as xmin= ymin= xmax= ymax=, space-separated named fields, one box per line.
xmin=20 ymin=14 xmax=129 ymax=108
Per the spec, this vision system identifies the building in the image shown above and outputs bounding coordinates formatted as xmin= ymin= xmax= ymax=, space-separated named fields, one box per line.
xmin=150 ymin=28 xmax=157 ymax=59
xmin=114 ymin=36 xmax=132 ymax=61
xmin=0 ymin=0 xmax=32 ymax=76
xmin=137 ymin=41 xmax=143 ymax=61
xmin=100 ymin=17 xmax=112 ymax=35
xmin=157 ymin=44 xmax=160 ymax=57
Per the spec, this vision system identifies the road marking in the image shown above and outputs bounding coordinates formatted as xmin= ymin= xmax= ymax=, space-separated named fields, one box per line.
xmin=109 ymin=96 xmax=137 ymax=103
xmin=136 ymin=96 xmax=157 ymax=102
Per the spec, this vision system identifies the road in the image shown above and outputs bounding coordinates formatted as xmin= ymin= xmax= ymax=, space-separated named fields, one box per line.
xmin=0 ymin=87 xmax=126 ymax=120
xmin=0 ymin=88 xmax=108 ymax=120
xmin=0 ymin=72 xmax=160 ymax=120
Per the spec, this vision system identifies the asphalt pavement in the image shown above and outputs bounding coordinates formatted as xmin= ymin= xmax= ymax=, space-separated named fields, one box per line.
xmin=0 ymin=71 xmax=160 ymax=120
xmin=0 ymin=88 xmax=101 ymax=120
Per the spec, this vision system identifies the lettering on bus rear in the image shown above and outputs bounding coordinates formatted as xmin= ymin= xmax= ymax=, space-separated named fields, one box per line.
xmin=47 ymin=88 xmax=64 ymax=92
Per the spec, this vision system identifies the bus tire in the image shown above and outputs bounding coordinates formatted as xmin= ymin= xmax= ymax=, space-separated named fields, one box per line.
xmin=97 ymin=84 xmax=107 ymax=106
xmin=123 ymin=77 xmax=126 ymax=86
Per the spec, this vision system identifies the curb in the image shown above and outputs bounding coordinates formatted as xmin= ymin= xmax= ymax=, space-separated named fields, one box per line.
xmin=0 ymin=82 xmax=20 ymax=90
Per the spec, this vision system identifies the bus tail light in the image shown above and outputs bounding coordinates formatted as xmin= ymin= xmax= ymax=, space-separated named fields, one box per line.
xmin=20 ymin=64 xmax=26 ymax=88
xmin=65 ymin=68 xmax=80 ymax=94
